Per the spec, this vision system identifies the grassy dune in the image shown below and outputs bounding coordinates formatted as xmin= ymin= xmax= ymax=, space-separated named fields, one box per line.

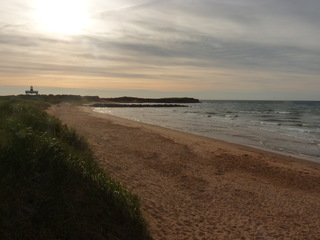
xmin=0 ymin=97 xmax=150 ymax=240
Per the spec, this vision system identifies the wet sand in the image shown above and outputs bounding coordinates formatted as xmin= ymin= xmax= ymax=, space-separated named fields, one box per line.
xmin=48 ymin=103 xmax=320 ymax=240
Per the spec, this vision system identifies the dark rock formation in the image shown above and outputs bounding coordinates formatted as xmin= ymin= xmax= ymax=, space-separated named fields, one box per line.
xmin=102 ymin=97 xmax=200 ymax=104
xmin=90 ymin=103 xmax=188 ymax=108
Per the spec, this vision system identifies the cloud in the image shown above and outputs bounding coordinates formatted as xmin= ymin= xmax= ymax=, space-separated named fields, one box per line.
xmin=92 ymin=0 xmax=161 ymax=18
xmin=0 ymin=0 xmax=320 ymax=98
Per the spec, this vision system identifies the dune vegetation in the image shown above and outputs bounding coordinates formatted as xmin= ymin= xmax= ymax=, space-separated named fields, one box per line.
xmin=0 ymin=96 xmax=150 ymax=240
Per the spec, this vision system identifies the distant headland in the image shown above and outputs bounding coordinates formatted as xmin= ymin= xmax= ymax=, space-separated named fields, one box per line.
xmin=16 ymin=94 xmax=200 ymax=107
xmin=102 ymin=97 xmax=200 ymax=104
xmin=93 ymin=96 xmax=200 ymax=108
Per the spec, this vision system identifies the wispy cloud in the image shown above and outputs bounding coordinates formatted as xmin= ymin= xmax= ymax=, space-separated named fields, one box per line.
xmin=0 ymin=0 xmax=319 ymax=99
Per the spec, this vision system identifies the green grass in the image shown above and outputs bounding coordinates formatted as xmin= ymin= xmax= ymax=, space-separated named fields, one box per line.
xmin=0 ymin=98 xmax=150 ymax=240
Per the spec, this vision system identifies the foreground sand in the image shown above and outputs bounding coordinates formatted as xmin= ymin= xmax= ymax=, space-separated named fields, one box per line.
xmin=48 ymin=103 xmax=320 ymax=240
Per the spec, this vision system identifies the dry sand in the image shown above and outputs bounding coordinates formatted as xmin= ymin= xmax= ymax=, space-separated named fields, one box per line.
xmin=48 ymin=103 xmax=320 ymax=240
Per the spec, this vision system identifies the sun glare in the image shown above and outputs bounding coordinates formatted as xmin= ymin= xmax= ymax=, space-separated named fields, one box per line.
xmin=33 ymin=0 xmax=91 ymax=35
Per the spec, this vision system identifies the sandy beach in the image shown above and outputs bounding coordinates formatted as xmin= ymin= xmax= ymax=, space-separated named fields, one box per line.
xmin=48 ymin=103 xmax=320 ymax=240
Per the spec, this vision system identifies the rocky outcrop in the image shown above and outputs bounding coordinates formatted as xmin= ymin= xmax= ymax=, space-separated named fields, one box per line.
xmin=102 ymin=97 xmax=200 ymax=104
xmin=90 ymin=103 xmax=188 ymax=108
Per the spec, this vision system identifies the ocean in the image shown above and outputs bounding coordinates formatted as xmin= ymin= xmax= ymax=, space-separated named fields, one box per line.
xmin=93 ymin=100 xmax=320 ymax=163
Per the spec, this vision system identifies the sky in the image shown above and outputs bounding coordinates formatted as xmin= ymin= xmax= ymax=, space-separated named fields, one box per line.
xmin=0 ymin=0 xmax=320 ymax=100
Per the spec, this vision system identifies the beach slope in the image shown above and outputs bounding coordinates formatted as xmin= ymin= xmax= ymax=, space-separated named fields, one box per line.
xmin=48 ymin=103 xmax=320 ymax=240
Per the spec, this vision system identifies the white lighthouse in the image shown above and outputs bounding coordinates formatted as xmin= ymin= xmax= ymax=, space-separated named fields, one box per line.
xmin=25 ymin=86 xmax=39 ymax=95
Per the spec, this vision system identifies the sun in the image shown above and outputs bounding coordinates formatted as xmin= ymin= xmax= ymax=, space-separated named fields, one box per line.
xmin=33 ymin=0 xmax=91 ymax=35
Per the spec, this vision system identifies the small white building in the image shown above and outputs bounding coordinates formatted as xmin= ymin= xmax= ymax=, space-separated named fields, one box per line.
xmin=25 ymin=86 xmax=38 ymax=95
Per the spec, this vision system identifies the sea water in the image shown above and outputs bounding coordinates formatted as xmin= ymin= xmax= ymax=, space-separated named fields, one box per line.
xmin=94 ymin=101 xmax=320 ymax=162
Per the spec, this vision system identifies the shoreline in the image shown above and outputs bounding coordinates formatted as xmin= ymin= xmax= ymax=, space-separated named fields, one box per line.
xmin=92 ymin=106 xmax=320 ymax=165
xmin=104 ymin=109 xmax=320 ymax=166
xmin=48 ymin=103 xmax=320 ymax=239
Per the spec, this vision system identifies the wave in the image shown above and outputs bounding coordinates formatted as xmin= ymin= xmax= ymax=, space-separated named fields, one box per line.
xmin=206 ymin=111 xmax=217 ymax=115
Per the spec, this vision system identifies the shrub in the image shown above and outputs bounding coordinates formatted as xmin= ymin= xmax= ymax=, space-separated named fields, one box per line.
xmin=0 ymin=100 xmax=150 ymax=240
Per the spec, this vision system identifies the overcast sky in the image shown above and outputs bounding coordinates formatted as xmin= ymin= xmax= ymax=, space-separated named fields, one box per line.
xmin=1 ymin=0 xmax=320 ymax=99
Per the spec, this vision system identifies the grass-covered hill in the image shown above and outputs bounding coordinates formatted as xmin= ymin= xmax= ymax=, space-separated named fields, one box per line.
xmin=3 ymin=94 xmax=100 ymax=104
xmin=0 ymin=97 xmax=151 ymax=240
